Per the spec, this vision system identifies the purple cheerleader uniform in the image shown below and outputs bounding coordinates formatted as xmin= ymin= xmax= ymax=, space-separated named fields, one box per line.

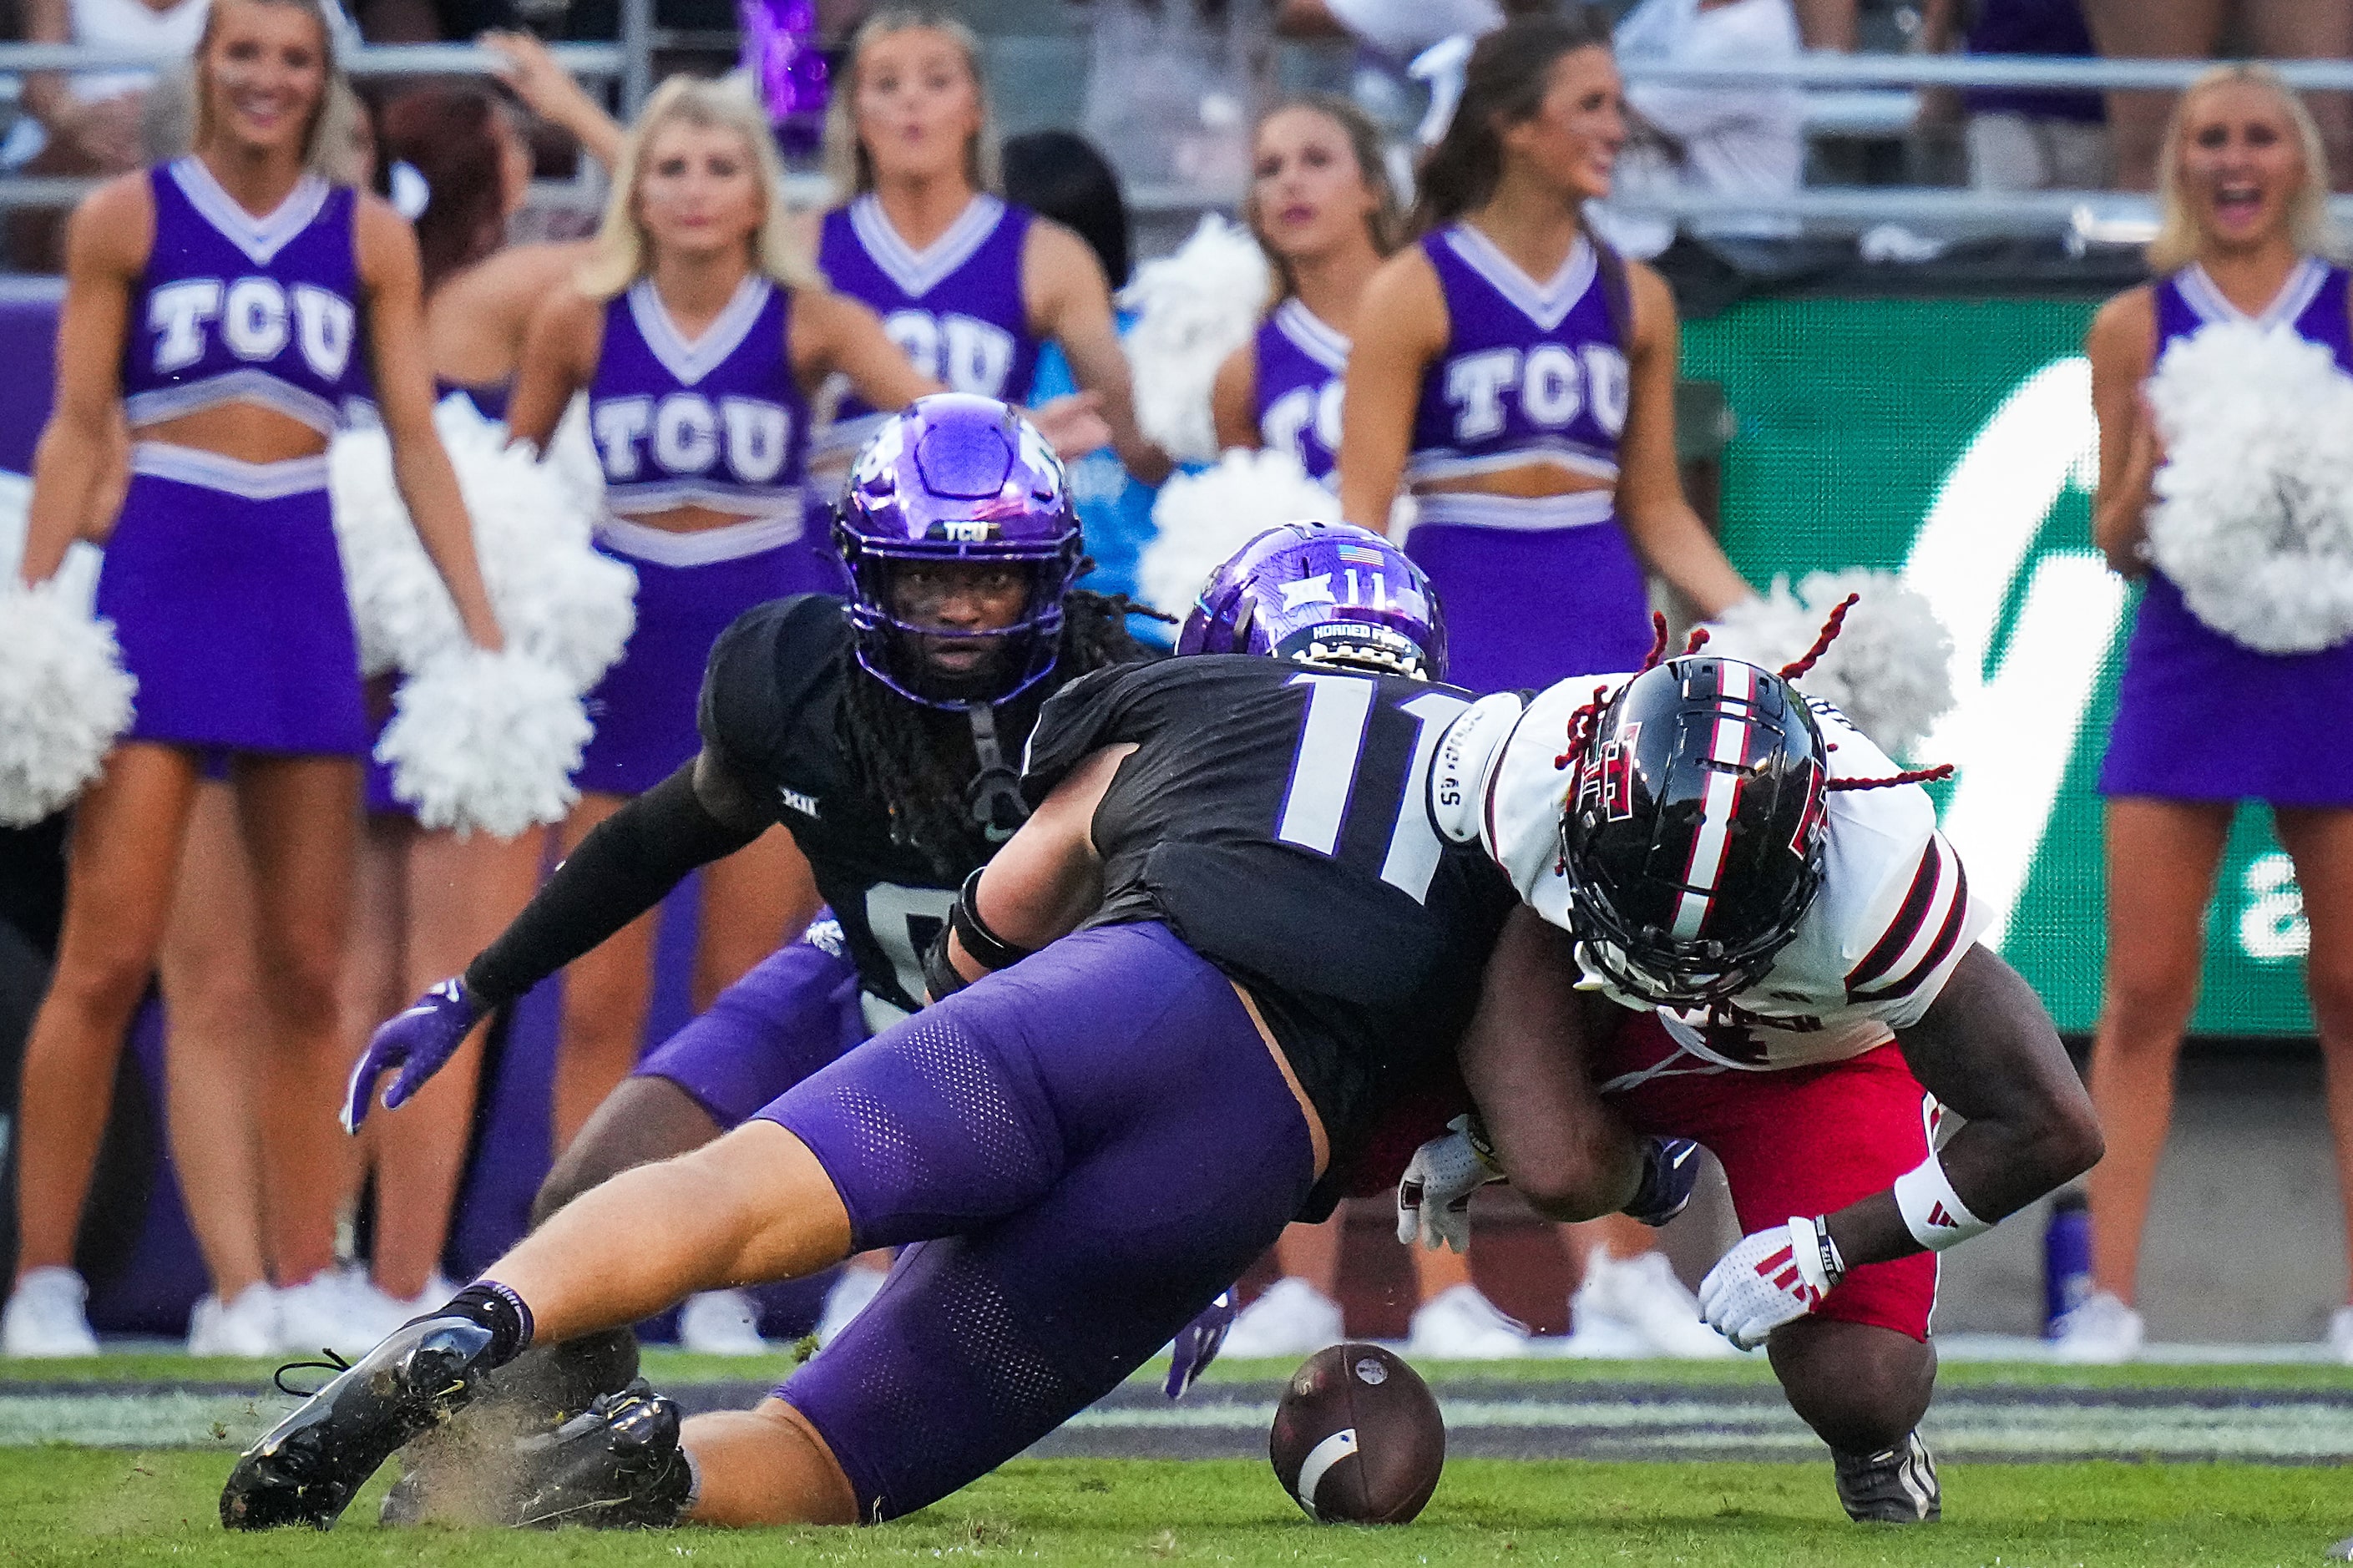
xmin=1402 ymin=223 xmax=1652 ymax=694
xmin=1253 ymin=297 xmax=1347 ymax=483
xmin=812 ymin=193 xmax=1039 ymax=470
xmin=98 ymin=157 xmax=368 ymax=757
xmin=574 ymin=272 xmax=841 ymax=797
xmin=2101 ymin=257 xmax=2353 ymax=807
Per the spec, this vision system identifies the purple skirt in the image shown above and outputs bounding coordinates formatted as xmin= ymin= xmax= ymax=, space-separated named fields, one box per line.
xmin=575 ymin=520 xmax=846 ymax=797
xmin=94 ymin=464 xmax=367 ymax=757
xmin=1404 ymin=493 xmax=1654 ymax=694
xmin=2101 ymin=571 xmax=2353 ymax=807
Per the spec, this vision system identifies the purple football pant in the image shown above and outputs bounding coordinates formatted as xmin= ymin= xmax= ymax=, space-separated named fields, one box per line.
xmin=633 ymin=918 xmax=866 ymax=1129
xmin=755 ymin=922 xmax=1318 ymax=1520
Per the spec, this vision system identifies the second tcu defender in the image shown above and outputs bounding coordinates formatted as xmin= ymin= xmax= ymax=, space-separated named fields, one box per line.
xmin=224 ymin=518 xmax=1696 ymax=1530
xmin=343 ymin=393 xmax=1147 ymax=1415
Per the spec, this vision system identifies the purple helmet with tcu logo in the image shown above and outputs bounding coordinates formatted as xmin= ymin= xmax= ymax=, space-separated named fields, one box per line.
xmin=834 ymin=393 xmax=1085 ymax=708
xmin=1177 ymin=522 xmax=1447 ymax=681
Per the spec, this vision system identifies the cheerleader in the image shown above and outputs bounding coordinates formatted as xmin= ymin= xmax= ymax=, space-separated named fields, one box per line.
xmin=1207 ymin=96 xmax=1396 ymax=486
xmin=1 ymin=0 xmax=503 ymax=1355
xmin=2067 ymin=65 xmax=2353 ymax=1363
xmin=806 ymin=6 xmax=1166 ymax=492
xmin=331 ymin=55 xmax=629 ymax=1340
xmin=1336 ymin=13 xmax=1753 ymax=695
xmin=503 ymin=78 xmax=1047 ymax=1151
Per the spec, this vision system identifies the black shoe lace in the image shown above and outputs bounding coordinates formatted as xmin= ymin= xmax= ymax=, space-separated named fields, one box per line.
xmin=273 ymin=1348 xmax=353 ymax=1399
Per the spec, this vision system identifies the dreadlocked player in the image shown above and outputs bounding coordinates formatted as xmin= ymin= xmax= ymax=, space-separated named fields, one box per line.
xmin=337 ymin=393 xmax=1148 ymax=1438
xmin=1399 ymin=614 xmax=2104 ymax=1524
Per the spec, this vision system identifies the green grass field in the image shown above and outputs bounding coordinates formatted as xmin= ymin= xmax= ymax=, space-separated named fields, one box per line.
xmin=5 ymin=1355 xmax=2351 ymax=1568
xmin=7 ymin=1452 xmax=2348 ymax=1568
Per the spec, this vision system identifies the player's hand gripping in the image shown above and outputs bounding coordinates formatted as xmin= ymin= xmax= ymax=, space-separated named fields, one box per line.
xmin=342 ymin=979 xmax=483 ymax=1132
xmin=1395 ymin=1115 xmax=1503 ymax=1253
xmin=1696 ymin=1216 xmax=1844 ymax=1350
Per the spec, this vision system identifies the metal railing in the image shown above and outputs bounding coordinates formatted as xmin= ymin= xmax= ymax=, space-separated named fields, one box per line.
xmin=0 ymin=46 xmax=2340 ymax=240
xmin=0 ymin=39 xmax=632 ymax=215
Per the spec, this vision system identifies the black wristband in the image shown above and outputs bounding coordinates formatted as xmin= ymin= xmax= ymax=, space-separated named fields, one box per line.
xmin=920 ymin=923 xmax=969 ymax=1003
xmin=948 ymin=867 xmax=1035 ymax=974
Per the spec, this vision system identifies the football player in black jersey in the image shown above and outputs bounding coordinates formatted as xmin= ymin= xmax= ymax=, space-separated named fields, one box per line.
xmin=224 ymin=523 xmax=1691 ymax=1532
xmin=332 ymin=394 xmax=1151 ymax=1449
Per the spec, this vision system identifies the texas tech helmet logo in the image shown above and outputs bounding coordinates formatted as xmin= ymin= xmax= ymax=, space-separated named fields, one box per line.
xmin=1597 ymin=721 xmax=1642 ymax=822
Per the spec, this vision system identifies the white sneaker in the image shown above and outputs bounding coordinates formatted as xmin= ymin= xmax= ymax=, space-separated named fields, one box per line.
xmin=276 ymin=1269 xmax=400 ymax=1358
xmin=815 ymin=1264 xmax=890 ymax=1347
xmin=2331 ymin=1307 xmax=2353 ymax=1364
xmin=1222 ymin=1277 xmax=1346 ymax=1359
xmin=2051 ymin=1289 xmax=2143 ymax=1363
xmin=1569 ymin=1250 xmax=1733 ymax=1359
xmin=679 ymin=1288 xmax=768 ymax=1355
xmin=187 ymin=1282 xmax=280 ymax=1358
xmin=1406 ymin=1283 xmax=1529 ymax=1359
xmin=2 ymin=1267 xmax=99 ymax=1358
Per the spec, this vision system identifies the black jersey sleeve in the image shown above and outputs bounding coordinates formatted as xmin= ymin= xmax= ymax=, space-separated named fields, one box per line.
xmin=1018 ymin=663 xmax=1149 ymax=805
xmin=697 ymin=594 xmax=853 ymax=787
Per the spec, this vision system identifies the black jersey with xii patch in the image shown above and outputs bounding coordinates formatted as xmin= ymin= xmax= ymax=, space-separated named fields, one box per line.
xmin=1023 ymin=655 xmax=1519 ymax=1156
xmin=699 ymin=594 xmax=1118 ymax=1023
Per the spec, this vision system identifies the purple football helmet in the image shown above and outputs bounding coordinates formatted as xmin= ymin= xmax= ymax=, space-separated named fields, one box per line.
xmin=835 ymin=394 xmax=1085 ymax=707
xmin=1177 ymin=523 xmax=1447 ymax=681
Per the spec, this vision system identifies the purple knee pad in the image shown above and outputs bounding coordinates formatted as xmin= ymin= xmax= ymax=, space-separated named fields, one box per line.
xmin=633 ymin=918 xmax=865 ymax=1128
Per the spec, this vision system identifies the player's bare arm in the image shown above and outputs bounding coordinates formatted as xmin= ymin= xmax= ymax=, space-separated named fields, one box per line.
xmin=938 ymin=741 xmax=1136 ymax=988
xmin=1824 ymin=944 xmax=2104 ymax=1270
xmin=1455 ymin=906 xmax=1645 ymax=1220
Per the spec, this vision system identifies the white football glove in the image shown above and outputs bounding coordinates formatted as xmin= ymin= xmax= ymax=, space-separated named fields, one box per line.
xmin=1394 ymin=1115 xmax=1502 ymax=1253
xmin=1696 ymin=1216 xmax=1844 ymax=1351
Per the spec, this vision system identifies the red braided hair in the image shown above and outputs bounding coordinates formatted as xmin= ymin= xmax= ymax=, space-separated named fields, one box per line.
xmin=1780 ymin=594 xmax=1858 ymax=681
xmin=1828 ymin=763 xmax=1956 ymax=792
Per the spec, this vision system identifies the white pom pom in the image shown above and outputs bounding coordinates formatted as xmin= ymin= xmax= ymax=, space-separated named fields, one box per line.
xmin=2145 ymin=319 xmax=2353 ymax=654
xmin=1136 ymin=447 xmax=1341 ymax=619
xmin=375 ymin=645 xmax=590 ymax=839
xmin=1708 ymin=569 xmax=1956 ymax=757
xmin=331 ymin=402 xmax=634 ymax=693
xmin=0 ymin=579 xmax=136 ymax=825
xmin=1119 ymin=216 xmax=1271 ymax=464
xmin=436 ymin=402 xmax=636 ymax=693
xmin=543 ymin=392 xmax=609 ymax=524
xmin=330 ymin=423 xmax=458 ymax=676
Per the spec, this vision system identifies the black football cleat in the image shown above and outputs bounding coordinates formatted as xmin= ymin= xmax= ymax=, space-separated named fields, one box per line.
xmin=380 ymin=1330 xmax=643 ymax=1527
xmin=1832 ymin=1430 xmax=1941 ymax=1523
xmin=500 ymin=1380 xmax=694 ymax=1530
xmin=220 ymin=1317 xmax=498 ymax=1530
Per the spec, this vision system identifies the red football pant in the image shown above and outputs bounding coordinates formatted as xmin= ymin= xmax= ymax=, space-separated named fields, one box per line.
xmin=1599 ymin=1014 xmax=1939 ymax=1342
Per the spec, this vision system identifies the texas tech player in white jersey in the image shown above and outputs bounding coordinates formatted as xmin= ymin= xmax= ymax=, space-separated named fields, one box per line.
xmin=1432 ymin=674 xmax=1989 ymax=1074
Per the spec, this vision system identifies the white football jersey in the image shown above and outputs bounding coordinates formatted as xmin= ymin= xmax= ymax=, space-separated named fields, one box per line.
xmin=1430 ymin=672 xmax=1987 ymax=1072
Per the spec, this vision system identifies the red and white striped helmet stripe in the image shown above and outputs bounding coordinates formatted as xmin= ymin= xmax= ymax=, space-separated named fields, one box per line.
xmin=1668 ymin=662 xmax=1757 ymax=942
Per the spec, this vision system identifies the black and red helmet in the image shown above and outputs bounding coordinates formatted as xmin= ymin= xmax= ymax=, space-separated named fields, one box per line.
xmin=1561 ymin=655 xmax=1829 ymax=1006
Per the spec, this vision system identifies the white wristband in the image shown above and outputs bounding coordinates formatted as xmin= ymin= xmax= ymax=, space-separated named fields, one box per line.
xmin=1892 ymin=1151 xmax=1990 ymax=1250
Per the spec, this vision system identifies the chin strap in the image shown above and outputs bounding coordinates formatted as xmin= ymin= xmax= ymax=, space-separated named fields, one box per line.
xmin=964 ymin=704 xmax=1029 ymax=843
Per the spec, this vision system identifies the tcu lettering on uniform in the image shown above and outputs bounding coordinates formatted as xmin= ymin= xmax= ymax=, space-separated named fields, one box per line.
xmin=149 ymin=276 xmax=355 ymax=380
xmin=1443 ymin=342 xmax=1630 ymax=443
xmin=883 ymin=309 xmax=1018 ymax=398
xmin=593 ymin=392 xmax=793 ymax=483
xmin=1263 ymin=379 xmax=1343 ymax=468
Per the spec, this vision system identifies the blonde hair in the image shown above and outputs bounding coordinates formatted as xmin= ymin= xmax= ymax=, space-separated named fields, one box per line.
xmin=575 ymin=75 xmax=819 ymax=301
xmin=2150 ymin=62 xmax=2338 ymax=273
xmin=820 ymin=8 xmax=1001 ymax=201
xmin=1244 ymin=94 xmax=1405 ymax=304
xmin=189 ymin=0 xmax=346 ymax=173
